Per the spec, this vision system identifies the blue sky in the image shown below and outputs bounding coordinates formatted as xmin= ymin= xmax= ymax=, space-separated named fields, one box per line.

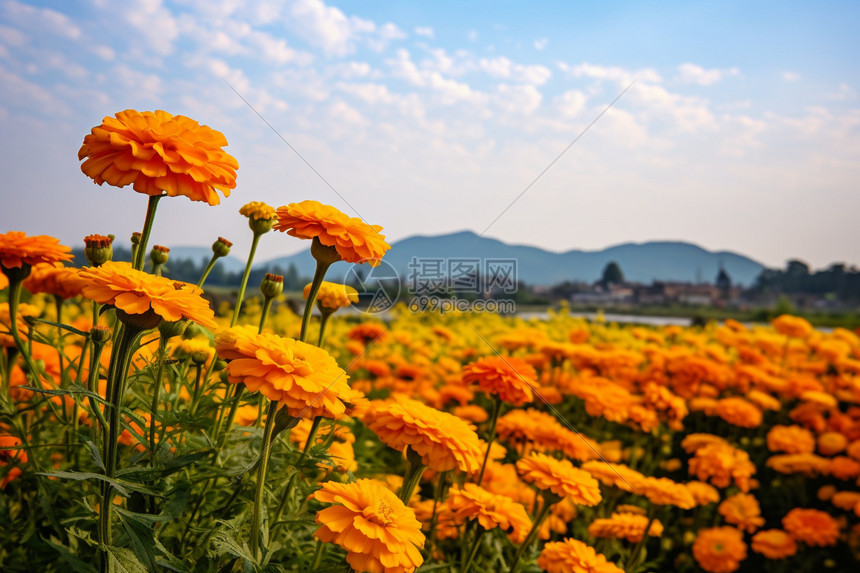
xmin=1 ymin=0 xmax=858 ymax=269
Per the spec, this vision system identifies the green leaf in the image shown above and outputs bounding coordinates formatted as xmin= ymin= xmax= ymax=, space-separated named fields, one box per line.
xmin=107 ymin=546 xmax=149 ymax=573
xmin=37 ymin=471 xmax=162 ymax=497
xmin=84 ymin=439 xmax=106 ymax=471
xmin=24 ymin=316 xmax=90 ymax=337
xmin=41 ymin=537 xmax=98 ymax=573
xmin=160 ymin=448 xmax=215 ymax=477
xmin=115 ymin=508 xmax=158 ymax=572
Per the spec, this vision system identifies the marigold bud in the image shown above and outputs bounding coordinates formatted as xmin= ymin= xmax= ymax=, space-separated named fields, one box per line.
xmin=131 ymin=232 xmax=142 ymax=246
xmin=158 ymin=320 xmax=188 ymax=340
xmin=84 ymin=234 xmax=114 ymax=267
xmin=191 ymin=351 xmax=209 ymax=365
xmin=260 ymin=273 xmax=284 ymax=299
xmin=212 ymin=237 xmax=232 ymax=258
xmin=249 ymin=217 xmax=275 ymax=236
xmin=150 ymin=245 xmax=170 ymax=266
xmin=90 ymin=325 xmax=112 ymax=344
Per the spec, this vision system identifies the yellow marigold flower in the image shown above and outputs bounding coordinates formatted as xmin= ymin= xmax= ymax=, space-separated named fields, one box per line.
xmin=0 ymin=231 xmax=73 ymax=271
xmin=771 ymin=314 xmax=813 ymax=339
xmin=588 ymin=512 xmax=663 ymax=543
xmin=22 ymin=263 xmax=85 ymax=299
xmin=638 ymin=476 xmax=696 ymax=509
xmin=537 ymin=538 xmax=623 ymax=573
xmin=363 ymin=395 xmax=482 ymax=472
xmin=718 ymin=493 xmax=765 ymax=533
xmin=78 ymin=261 xmax=217 ymax=329
xmin=688 ymin=442 xmax=756 ymax=492
xmin=215 ymin=325 xmax=350 ymax=419
xmin=275 ymin=200 xmax=391 ymax=266
xmin=461 ymin=355 xmax=538 ymax=406
xmin=800 ymin=390 xmax=837 ymax=409
xmin=750 ymin=529 xmax=797 ymax=560
xmin=516 ymin=453 xmax=602 ymax=506
xmin=782 ymin=508 xmax=840 ymax=547
xmin=445 ymin=483 xmax=532 ymax=543
xmin=766 ymin=453 xmax=831 ymax=476
xmin=746 ymin=389 xmax=781 ymax=412
xmin=239 ymin=201 xmax=276 ymax=221
xmin=681 ymin=433 xmax=730 ymax=454
xmin=303 ymin=281 xmax=359 ymax=310
xmin=692 ymin=527 xmax=747 ymax=573
xmin=311 ymin=479 xmax=424 ymax=573
xmin=581 ymin=461 xmax=646 ymax=493
xmin=452 ymin=404 xmax=489 ymax=424
xmin=78 ymin=109 xmax=238 ymax=205
xmin=766 ymin=424 xmax=815 ymax=454
xmin=685 ymin=481 xmax=721 ymax=506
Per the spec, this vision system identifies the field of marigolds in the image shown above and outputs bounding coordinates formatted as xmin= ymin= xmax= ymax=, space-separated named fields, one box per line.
xmin=1 ymin=110 xmax=860 ymax=573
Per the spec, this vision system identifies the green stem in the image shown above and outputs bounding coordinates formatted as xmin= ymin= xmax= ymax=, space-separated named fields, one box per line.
xmin=510 ymin=494 xmax=555 ymax=572
xmin=258 ymin=296 xmax=274 ymax=334
xmin=399 ymin=447 xmax=426 ymax=504
xmin=310 ymin=540 xmax=324 ymax=570
xmin=133 ymin=195 xmax=163 ymax=271
xmin=476 ymin=396 xmax=502 ymax=486
xmin=302 ymin=416 xmax=323 ymax=457
xmin=197 ymin=252 xmax=219 ymax=288
xmin=149 ymin=338 xmax=168 ymax=463
xmin=189 ymin=364 xmax=205 ymax=415
xmin=300 ymin=261 xmax=332 ymax=343
xmin=216 ymin=384 xmax=244 ymax=450
xmin=231 ymin=233 xmax=262 ymax=327
xmin=317 ymin=308 xmax=333 ymax=347
xmin=461 ymin=527 xmax=486 ymax=573
xmin=99 ymin=325 xmax=145 ymax=573
xmin=250 ymin=400 xmax=279 ymax=559
xmin=5 ymin=276 xmax=42 ymax=392
xmin=425 ymin=471 xmax=446 ymax=558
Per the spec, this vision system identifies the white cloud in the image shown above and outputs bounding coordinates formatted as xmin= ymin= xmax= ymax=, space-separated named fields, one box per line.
xmin=559 ymin=62 xmax=662 ymax=84
xmin=2 ymin=1 xmax=81 ymax=40
xmin=122 ymin=0 xmax=180 ymax=55
xmin=533 ymin=38 xmax=548 ymax=51
xmin=0 ymin=23 xmax=27 ymax=47
xmin=478 ymin=57 xmax=552 ymax=85
xmin=827 ymin=83 xmax=856 ymax=101
xmin=630 ymin=82 xmax=717 ymax=132
xmin=415 ymin=26 xmax=434 ymax=38
xmin=92 ymin=45 xmax=115 ymax=61
xmin=249 ymin=30 xmax=313 ymax=65
xmin=387 ymin=49 xmax=485 ymax=105
xmin=286 ymin=0 xmax=402 ymax=55
xmin=557 ymin=89 xmax=587 ymax=118
xmin=676 ymin=63 xmax=739 ymax=86
xmin=781 ymin=71 xmax=801 ymax=83
xmin=494 ymin=83 xmax=542 ymax=115
xmin=328 ymin=100 xmax=369 ymax=127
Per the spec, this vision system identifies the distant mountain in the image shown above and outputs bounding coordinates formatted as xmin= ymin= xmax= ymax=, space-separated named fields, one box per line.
xmin=255 ymin=231 xmax=765 ymax=287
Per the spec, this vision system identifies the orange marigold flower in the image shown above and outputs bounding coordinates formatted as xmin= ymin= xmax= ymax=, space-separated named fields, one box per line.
xmin=275 ymin=200 xmax=391 ymax=266
xmin=289 ymin=419 xmax=357 ymax=473
xmin=766 ymin=453 xmax=831 ymax=476
xmin=766 ymin=425 xmax=815 ymax=454
xmin=516 ymin=453 xmax=602 ymax=506
xmin=348 ymin=322 xmax=388 ymax=344
xmin=461 ymin=355 xmax=538 ymax=406
xmin=828 ymin=456 xmax=860 ymax=480
xmin=588 ymin=512 xmax=663 ymax=543
xmin=311 ymin=479 xmax=424 ymax=573
xmin=693 ymin=527 xmax=747 ymax=573
xmin=818 ymin=431 xmax=848 ymax=455
xmin=831 ymin=491 xmax=860 ymax=511
xmin=78 ymin=109 xmax=238 ymax=205
xmin=581 ymin=461 xmax=646 ymax=493
xmin=782 ymin=508 xmax=840 ymax=547
xmin=718 ymin=493 xmax=765 ymax=533
xmin=23 ymin=263 xmax=85 ymax=299
xmin=363 ymin=396 xmax=482 ymax=472
xmin=686 ymin=481 xmax=721 ymax=506
xmin=303 ymin=281 xmax=359 ymax=310
xmin=714 ymin=397 xmax=762 ymax=429
xmin=537 ymin=538 xmax=623 ymax=573
xmin=78 ymin=262 xmax=216 ymax=329
xmin=445 ymin=483 xmax=532 ymax=543
xmin=681 ymin=433 xmax=730 ymax=454
xmin=215 ymin=325 xmax=350 ymax=418
xmin=0 ymin=231 xmax=72 ymax=270
xmin=688 ymin=442 xmax=756 ymax=492
xmin=750 ymin=529 xmax=797 ymax=560
xmin=0 ymin=434 xmax=28 ymax=488
xmin=772 ymin=314 xmax=813 ymax=338
xmin=638 ymin=476 xmax=696 ymax=509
